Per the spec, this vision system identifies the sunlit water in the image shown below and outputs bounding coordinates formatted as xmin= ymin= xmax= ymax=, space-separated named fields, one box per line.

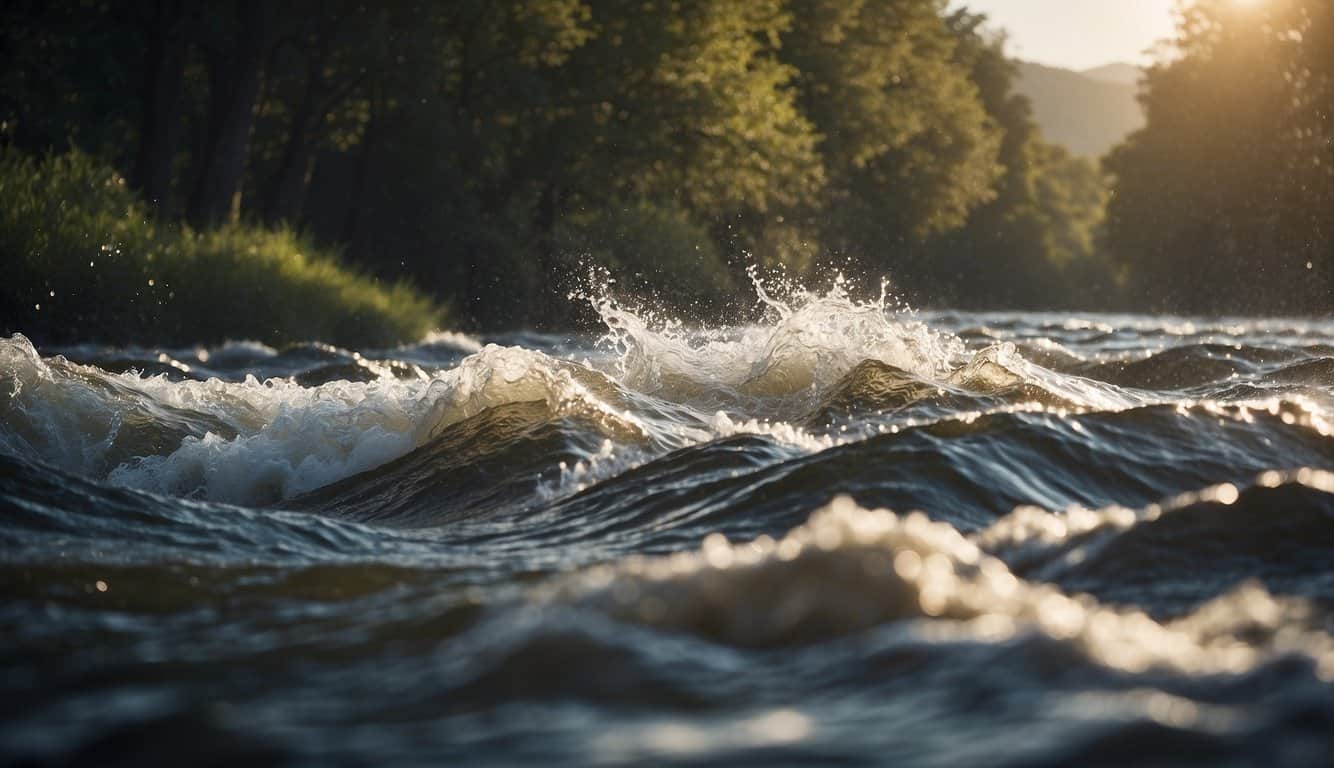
xmin=2 ymin=282 xmax=1333 ymax=766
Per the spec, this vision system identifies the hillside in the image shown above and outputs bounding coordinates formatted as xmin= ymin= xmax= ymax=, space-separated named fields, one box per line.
xmin=1081 ymin=62 xmax=1142 ymax=85
xmin=1014 ymin=61 xmax=1145 ymax=158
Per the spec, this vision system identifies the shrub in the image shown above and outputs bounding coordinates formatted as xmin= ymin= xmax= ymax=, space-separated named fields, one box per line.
xmin=0 ymin=148 xmax=443 ymax=348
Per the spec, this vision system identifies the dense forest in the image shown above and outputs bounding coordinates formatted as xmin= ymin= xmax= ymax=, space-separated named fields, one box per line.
xmin=0 ymin=0 xmax=1329 ymax=340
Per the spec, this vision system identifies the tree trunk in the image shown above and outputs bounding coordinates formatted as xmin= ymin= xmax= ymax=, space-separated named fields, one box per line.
xmin=263 ymin=22 xmax=341 ymax=227
xmin=535 ymin=179 xmax=560 ymax=327
xmin=267 ymin=141 xmax=318 ymax=227
xmin=263 ymin=90 xmax=318 ymax=226
xmin=187 ymin=0 xmax=268 ymax=228
xmin=131 ymin=0 xmax=188 ymax=214
xmin=344 ymin=82 xmax=380 ymax=252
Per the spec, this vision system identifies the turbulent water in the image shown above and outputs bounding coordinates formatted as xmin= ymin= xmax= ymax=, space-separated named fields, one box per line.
xmin=3 ymin=281 xmax=1334 ymax=766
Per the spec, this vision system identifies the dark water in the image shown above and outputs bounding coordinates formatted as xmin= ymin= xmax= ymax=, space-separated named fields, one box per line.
xmin=3 ymin=287 xmax=1334 ymax=766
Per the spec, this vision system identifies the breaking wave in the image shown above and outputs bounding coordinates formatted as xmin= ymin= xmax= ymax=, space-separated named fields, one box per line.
xmin=2 ymin=277 xmax=1333 ymax=766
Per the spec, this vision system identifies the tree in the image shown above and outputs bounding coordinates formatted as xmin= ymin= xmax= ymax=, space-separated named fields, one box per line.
xmin=535 ymin=0 xmax=825 ymax=298
xmin=130 ymin=0 xmax=189 ymax=213
xmin=1106 ymin=0 xmax=1333 ymax=313
xmin=777 ymin=0 xmax=1002 ymax=282
xmin=0 ymin=1 xmax=138 ymax=162
xmin=297 ymin=0 xmax=599 ymax=327
xmin=186 ymin=0 xmax=271 ymax=227
xmin=889 ymin=9 xmax=1114 ymax=309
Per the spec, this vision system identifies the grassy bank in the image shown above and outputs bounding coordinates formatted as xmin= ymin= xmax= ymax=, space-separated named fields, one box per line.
xmin=0 ymin=149 xmax=443 ymax=348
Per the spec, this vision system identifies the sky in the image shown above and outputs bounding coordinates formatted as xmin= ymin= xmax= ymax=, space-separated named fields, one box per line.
xmin=951 ymin=0 xmax=1180 ymax=71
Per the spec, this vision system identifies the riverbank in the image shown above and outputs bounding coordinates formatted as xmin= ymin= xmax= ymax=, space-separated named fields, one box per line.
xmin=0 ymin=150 xmax=443 ymax=348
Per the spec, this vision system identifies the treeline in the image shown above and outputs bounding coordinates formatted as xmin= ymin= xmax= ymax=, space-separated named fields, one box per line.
xmin=1 ymin=0 xmax=1115 ymax=330
xmin=1106 ymin=0 xmax=1332 ymax=314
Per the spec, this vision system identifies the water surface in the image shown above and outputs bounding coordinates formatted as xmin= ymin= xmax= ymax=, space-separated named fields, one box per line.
xmin=3 ymin=288 xmax=1333 ymax=766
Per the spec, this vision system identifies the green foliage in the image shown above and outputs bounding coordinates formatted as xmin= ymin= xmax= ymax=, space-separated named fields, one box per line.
xmin=894 ymin=11 xmax=1120 ymax=309
xmin=0 ymin=149 xmax=441 ymax=347
xmin=4 ymin=0 xmax=1210 ymax=328
xmin=1032 ymin=144 xmax=1108 ymax=268
xmin=1106 ymin=0 xmax=1333 ymax=314
xmin=555 ymin=201 xmax=736 ymax=311
xmin=780 ymin=0 xmax=1003 ymax=269
xmin=561 ymin=0 xmax=823 ymax=216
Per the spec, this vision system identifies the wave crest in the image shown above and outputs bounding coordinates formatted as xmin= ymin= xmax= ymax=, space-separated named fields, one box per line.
xmin=1 ymin=335 xmax=641 ymax=504
xmin=589 ymin=271 xmax=965 ymax=406
xmin=547 ymin=494 xmax=1334 ymax=678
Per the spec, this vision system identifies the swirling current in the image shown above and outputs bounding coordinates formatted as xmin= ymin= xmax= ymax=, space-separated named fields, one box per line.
xmin=2 ymin=283 xmax=1333 ymax=766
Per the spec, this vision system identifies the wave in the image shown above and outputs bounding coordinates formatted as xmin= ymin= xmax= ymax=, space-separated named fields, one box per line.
xmin=286 ymin=401 xmax=624 ymax=526
xmin=979 ymin=470 xmax=1334 ymax=616
xmin=571 ymin=402 xmax=1331 ymax=542
xmin=1075 ymin=344 xmax=1333 ymax=392
xmin=540 ymin=494 xmax=1334 ymax=680
xmin=6 ymin=280 xmax=1334 ymax=768
xmin=0 ymin=450 xmax=394 ymax=566
xmin=0 ymin=282 xmax=1064 ymax=507
xmin=805 ymin=344 xmax=1129 ymax=426
xmin=1 ymin=334 xmax=640 ymax=505
xmin=588 ymin=271 xmax=966 ymax=408
xmin=3 ymin=276 xmax=1331 ymax=516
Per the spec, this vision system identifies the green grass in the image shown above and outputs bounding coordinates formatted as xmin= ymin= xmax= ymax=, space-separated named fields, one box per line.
xmin=0 ymin=149 xmax=444 ymax=348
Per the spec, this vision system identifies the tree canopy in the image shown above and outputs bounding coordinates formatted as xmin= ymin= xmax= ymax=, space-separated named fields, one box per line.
xmin=4 ymin=0 xmax=1326 ymax=330
xmin=1106 ymin=0 xmax=1333 ymax=314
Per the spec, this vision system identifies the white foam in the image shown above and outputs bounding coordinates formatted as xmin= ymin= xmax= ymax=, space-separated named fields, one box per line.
xmin=546 ymin=495 xmax=1334 ymax=677
xmin=202 ymin=339 xmax=280 ymax=364
xmin=976 ymin=470 xmax=1334 ymax=565
xmin=709 ymin=411 xmax=837 ymax=452
xmin=589 ymin=270 xmax=967 ymax=412
xmin=1 ymin=335 xmax=643 ymax=505
xmin=403 ymin=330 xmax=484 ymax=354
xmin=0 ymin=273 xmax=1225 ymax=506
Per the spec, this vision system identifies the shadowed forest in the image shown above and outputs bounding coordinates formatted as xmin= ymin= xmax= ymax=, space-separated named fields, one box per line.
xmin=1 ymin=0 xmax=1330 ymax=343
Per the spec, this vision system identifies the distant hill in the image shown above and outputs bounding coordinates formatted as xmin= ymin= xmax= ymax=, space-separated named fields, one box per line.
xmin=1014 ymin=61 xmax=1145 ymax=158
xmin=1080 ymin=62 xmax=1142 ymax=86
